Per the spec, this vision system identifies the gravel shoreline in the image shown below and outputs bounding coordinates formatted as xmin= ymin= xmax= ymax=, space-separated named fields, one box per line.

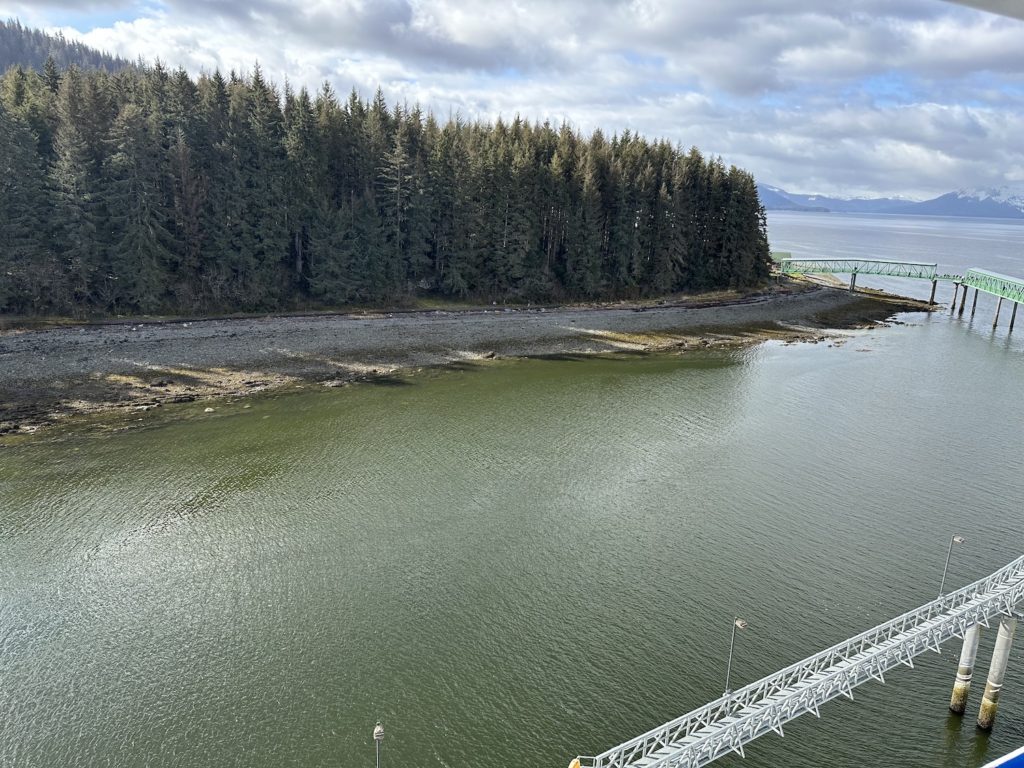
xmin=0 ymin=283 xmax=929 ymax=436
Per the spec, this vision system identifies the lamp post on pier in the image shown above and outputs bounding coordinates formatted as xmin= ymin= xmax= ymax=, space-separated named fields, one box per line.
xmin=724 ymin=617 xmax=748 ymax=696
xmin=373 ymin=721 xmax=384 ymax=768
xmin=938 ymin=535 xmax=965 ymax=598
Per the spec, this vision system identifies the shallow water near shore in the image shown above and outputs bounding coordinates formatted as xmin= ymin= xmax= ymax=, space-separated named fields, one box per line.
xmin=2 ymin=300 xmax=1024 ymax=767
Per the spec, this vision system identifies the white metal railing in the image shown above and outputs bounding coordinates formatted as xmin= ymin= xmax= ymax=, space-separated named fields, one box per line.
xmin=574 ymin=554 xmax=1024 ymax=768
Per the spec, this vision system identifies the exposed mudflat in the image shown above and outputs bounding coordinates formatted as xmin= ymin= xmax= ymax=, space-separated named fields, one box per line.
xmin=0 ymin=282 xmax=930 ymax=436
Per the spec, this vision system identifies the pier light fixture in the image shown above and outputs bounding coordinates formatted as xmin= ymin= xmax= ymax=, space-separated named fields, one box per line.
xmin=373 ymin=721 xmax=384 ymax=768
xmin=938 ymin=535 xmax=966 ymax=598
xmin=724 ymin=617 xmax=749 ymax=696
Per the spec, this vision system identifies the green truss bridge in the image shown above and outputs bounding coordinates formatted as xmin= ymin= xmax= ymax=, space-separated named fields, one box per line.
xmin=778 ymin=257 xmax=938 ymax=282
xmin=774 ymin=256 xmax=1024 ymax=330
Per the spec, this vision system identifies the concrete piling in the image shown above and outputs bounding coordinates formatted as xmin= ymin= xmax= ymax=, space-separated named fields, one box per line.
xmin=950 ymin=283 xmax=959 ymax=313
xmin=959 ymin=285 xmax=969 ymax=316
xmin=977 ymin=616 xmax=1016 ymax=730
xmin=971 ymin=288 xmax=979 ymax=318
xmin=993 ymin=297 xmax=1003 ymax=329
xmin=929 ymin=279 xmax=938 ymax=305
xmin=950 ymin=625 xmax=983 ymax=715
xmin=1010 ymin=302 xmax=1018 ymax=332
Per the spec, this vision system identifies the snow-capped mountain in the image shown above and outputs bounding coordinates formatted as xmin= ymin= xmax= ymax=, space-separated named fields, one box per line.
xmin=788 ymin=192 xmax=911 ymax=214
xmin=755 ymin=184 xmax=828 ymax=212
xmin=895 ymin=184 xmax=1024 ymax=218
xmin=758 ymin=182 xmax=1024 ymax=219
xmin=756 ymin=184 xmax=911 ymax=213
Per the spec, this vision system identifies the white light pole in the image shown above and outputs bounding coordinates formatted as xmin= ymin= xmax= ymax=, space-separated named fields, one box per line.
xmin=724 ymin=617 xmax=748 ymax=696
xmin=373 ymin=721 xmax=384 ymax=768
xmin=938 ymin=535 xmax=966 ymax=598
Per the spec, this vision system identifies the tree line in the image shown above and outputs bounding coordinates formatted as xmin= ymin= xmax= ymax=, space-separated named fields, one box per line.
xmin=0 ymin=59 xmax=772 ymax=316
xmin=0 ymin=19 xmax=130 ymax=74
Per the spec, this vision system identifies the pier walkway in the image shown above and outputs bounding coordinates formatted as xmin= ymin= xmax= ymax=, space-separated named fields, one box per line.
xmin=571 ymin=554 xmax=1024 ymax=768
xmin=778 ymin=257 xmax=938 ymax=281
xmin=961 ymin=269 xmax=1024 ymax=304
xmin=774 ymin=256 xmax=1024 ymax=327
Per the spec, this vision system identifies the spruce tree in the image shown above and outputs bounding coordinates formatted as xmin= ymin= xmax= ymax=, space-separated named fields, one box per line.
xmin=0 ymin=102 xmax=58 ymax=312
xmin=379 ymin=106 xmax=414 ymax=297
xmin=51 ymin=66 xmax=100 ymax=308
xmin=283 ymin=86 xmax=322 ymax=293
xmin=102 ymin=102 xmax=175 ymax=312
xmin=42 ymin=55 xmax=61 ymax=93
xmin=168 ymin=127 xmax=206 ymax=308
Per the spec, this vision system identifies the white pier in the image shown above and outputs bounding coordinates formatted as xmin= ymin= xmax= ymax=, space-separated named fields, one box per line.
xmin=573 ymin=554 xmax=1024 ymax=768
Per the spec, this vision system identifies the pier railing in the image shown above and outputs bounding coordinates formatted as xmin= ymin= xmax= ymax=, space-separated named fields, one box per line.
xmin=574 ymin=554 xmax=1024 ymax=768
xmin=776 ymin=258 xmax=1024 ymax=321
xmin=962 ymin=269 xmax=1024 ymax=303
xmin=778 ymin=258 xmax=938 ymax=280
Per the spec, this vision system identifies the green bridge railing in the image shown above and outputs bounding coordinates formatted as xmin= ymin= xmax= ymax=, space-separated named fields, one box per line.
xmin=777 ymin=259 xmax=1024 ymax=303
xmin=776 ymin=258 xmax=1024 ymax=323
xmin=778 ymin=257 xmax=937 ymax=280
xmin=961 ymin=269 xmax=1024 ymax=303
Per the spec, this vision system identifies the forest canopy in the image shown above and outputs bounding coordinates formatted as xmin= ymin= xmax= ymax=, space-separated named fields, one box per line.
xmin=0 ymin=58 xmax=772 ymax=316
xmin=0 ymin=19 xmax=130 ymax=74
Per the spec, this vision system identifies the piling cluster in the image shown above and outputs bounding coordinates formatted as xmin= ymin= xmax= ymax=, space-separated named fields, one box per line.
xmin=950 ymin=275 xmax=1022 ymax=331
xmin=949 ymin=616 xmax=1017 ymax=730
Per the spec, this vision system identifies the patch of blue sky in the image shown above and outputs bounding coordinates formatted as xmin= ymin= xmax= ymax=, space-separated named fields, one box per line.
xmin=997 ymin=85 xmax=1024 ymax=104
xmin=619 ymin=50 xmax=666 ymax=69
xmin=754 ymin=82 xmax=872 ymax=114
xmin=49 ymin=7 xmax=140 ymax=31
xmin=756 ymin=91 xmax=798 ymax=109
xmin=846 ymin=72 xmax=920 ymax=107
xmin=958 ymin=73 xmax=1024 ymax=107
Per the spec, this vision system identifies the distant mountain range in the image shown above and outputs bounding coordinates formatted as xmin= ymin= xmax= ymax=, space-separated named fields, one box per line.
xmin=758 ymin=183 xmax=1024 ymax=219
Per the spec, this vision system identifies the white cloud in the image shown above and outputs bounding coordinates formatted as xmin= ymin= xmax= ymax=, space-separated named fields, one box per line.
xmin=3 ymin=0 xmax=1024 ymax=198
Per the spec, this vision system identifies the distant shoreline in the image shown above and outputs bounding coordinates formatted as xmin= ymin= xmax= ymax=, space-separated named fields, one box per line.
xmin=0 ymin=280 xmax=931 ymax=439
xmin=759 ymin=183 xmax=1024 ymax=219
xmin=767 ymin=208 xmax=1024 ymax=222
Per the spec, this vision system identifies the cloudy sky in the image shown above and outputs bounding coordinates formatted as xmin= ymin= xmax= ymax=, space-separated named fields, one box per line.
xmin=4 ymin=0 xmax=1024 ymax=199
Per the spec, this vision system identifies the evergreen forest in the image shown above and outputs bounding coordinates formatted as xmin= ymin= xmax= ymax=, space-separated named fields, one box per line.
xmin=0 ymin=20 xmax=130 ymax=74
xmin=0 ymin=57 xmax=772 ymax=316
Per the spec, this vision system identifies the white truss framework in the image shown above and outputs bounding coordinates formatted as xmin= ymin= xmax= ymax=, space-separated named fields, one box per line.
xmin=574 ymin=554 xmax=1024 ymax=768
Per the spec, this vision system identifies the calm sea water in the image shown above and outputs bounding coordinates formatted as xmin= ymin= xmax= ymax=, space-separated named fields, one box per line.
xmin=1 ymin=213 xmax=1023 ymax=768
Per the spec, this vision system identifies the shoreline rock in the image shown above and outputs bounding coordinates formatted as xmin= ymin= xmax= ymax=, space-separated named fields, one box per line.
xmin=0 ymin=282 xmax=931 ymax=439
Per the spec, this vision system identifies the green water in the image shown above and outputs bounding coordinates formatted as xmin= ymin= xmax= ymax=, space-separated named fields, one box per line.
xmin=2 ymin=311 xmax=1023 ymax=768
